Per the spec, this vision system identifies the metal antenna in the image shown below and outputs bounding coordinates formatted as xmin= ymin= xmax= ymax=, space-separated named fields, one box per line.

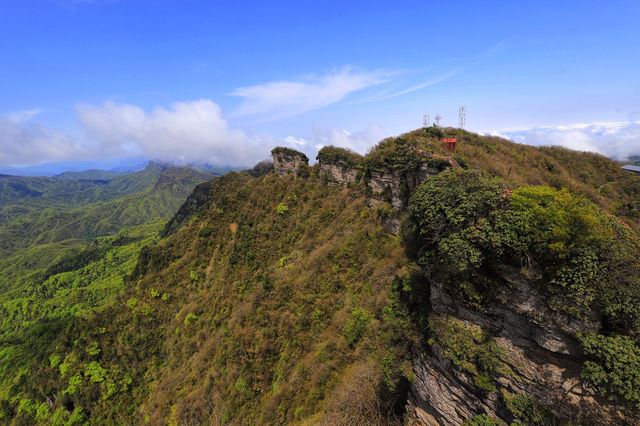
xmin=423 ymin=114 xmax=431 ymax=127
xmin=434 ymin=113 xmax=442 ymax=127
xmin=459 ymin=106 xmax=466 ymax=129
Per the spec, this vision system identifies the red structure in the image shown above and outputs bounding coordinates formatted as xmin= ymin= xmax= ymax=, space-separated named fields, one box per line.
xmin=441 ymin=137 xmax=457 ymax=152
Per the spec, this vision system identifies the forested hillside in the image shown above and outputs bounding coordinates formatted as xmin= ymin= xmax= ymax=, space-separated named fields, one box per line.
xmin=0 ymin=163 xmax=211 ymax=424
xmin=2 ymin=129 xmax=640 ymax=425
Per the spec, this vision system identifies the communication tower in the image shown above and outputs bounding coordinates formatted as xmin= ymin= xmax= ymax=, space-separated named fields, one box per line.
xmin=459 ymin=106 xmax=466 ymax=129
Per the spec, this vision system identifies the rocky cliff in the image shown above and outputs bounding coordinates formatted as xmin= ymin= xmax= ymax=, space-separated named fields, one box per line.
xmin=271 ymin=146 xmax=309 ymax=176
xmin=406 ymin=272 xmax=625 ymax=425
xmin=314 ymin=145 xmax=447 ymax=210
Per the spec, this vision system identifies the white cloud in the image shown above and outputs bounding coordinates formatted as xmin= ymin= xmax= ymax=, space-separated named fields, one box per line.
xmin=282 ymin=136 xmax=307 ymax=147
xmin=312 ymin=123 xmax=388 ymax=155
xmin=0 ymin=115 xmax=86 ymax=167
xmin=76 ymin=100 xmax=268 ymax=166
xmin=277 ymin=123 xmax=388 ymax=162
xmin=495 ymin=121 xmax=640 ymax=160
xmin=229 ymin=67 xmax=389 ymax=121
xmin=7 ymin=109 xmax=43 ymax=124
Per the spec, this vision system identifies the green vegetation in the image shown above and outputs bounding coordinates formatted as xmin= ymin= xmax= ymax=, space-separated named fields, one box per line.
xmin=276 ymin=202 xmax=289 ymax=215
xmin=428 ymin=315 xmax=506 ymax=392
xmin=399 ymin=127 xmax=640 ymax=224
xmin=364 ymin=136 xmax=450 ymax=173
xmin=271 ymin=146 xmax=309 ymax=162
xmin=316 ymin=145 xmax=363 ymax=167
xmin=578 ymin=333 xmax=640 ymax=411
xmin=463 ymin=414 xmax=504 ymax=426
xmin=3 ymin=171 xmax=417 ymax=425
xmin=501 ymin=391 xmax=557 ymax=426
xmin=0 ymin=163 xmax=209 ymax=424
xmin=408 ymin=169 xmax=640 ymax=323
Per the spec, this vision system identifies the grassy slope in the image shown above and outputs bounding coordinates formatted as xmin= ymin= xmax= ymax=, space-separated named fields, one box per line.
xmin=4 ymin=129 xmax=640 ymax=425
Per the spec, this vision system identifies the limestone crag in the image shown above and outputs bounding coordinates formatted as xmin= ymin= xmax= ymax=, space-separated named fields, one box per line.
xmin=318 ymin=161 xmax=358 ymax=186
xmin=366 ymin=163 xmax=441 ymax=210
xmin=271 ymin=147 xmax=309 ymax=176
xmin=407 ymin=272 xmax=626 ymax=425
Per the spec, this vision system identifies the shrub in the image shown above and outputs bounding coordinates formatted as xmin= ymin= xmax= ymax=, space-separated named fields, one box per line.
xmin=85 ymin=361 xmax=108 ymax=383
xmin=276 ymin=203 xmax=289 ymax=215
xmin=316 ymin=146 xmax=363 ymax=167
xmin=343 ymin=308 xmax=373 ymax=347
xmin=462 ymin=414 xmax=502 ymax=426
xmin=183 ymin=312 xmax=199 ymax=327
xmin=578 ymin=333 xmax=640 ymax=411
xmin=271 ymin=146 xmax=309 ymax=162
xmin=501 ymin=391 xmax=557 ymax=425
xmin=428 ymin=315 xmax=503 ymax=391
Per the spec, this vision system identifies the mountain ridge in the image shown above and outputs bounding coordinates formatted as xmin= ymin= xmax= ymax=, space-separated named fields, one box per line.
xmin=2 ymin=128 xmax=640 ymax=425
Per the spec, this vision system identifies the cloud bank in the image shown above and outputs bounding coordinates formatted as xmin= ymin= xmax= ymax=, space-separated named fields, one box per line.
xmin=77 ymin=100 xmax=267 ymax=166
xmin=496 ymin=121 xmax=640 ymax=160
xmin=278 ymin=123 xmax=388 ymax=161
xmin=0 ymin=112 xmax=86 ymax=167
xmin=1 ymin=100 xmax=271 ymax=168
xmin=311 ymin=123 xmax=388 ymax=154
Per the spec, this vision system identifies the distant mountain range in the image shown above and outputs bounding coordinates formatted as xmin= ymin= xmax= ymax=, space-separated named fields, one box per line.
xmin=0 ymin=157 xmax=149 ymax=177
xmin=0 ymin=157 xmax=240 ymax=177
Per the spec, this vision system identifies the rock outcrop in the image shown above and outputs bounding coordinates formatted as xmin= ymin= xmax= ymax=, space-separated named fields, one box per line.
xmin=406 ymin=272 xmax=626 ymax=425
xmin=319 ymin=161 xmax=359 ymax=186
xmin=271 ymin=147 xmax=309 ymax=176
xmin=366 ymin=163 xmax=442 ymax=211
xmin=315 ymin=145 xmax=446 ymax=212
xmin=316 ymin=146 xmax=361 ymax=186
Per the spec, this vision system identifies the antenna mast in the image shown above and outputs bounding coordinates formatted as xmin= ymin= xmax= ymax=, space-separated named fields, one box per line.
xmin=434 ymin=113 xmax=442 ymax=127
xmin=458 ymin=106 xmax=466 ymax=129
xmin=423 ymin=114 xmax=431 ymax=127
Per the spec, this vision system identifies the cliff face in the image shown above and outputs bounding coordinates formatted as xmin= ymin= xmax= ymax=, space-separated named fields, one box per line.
xmin=406 ymin=273 xmax=626 ymax=426
xmin=271 ymin=147 xmax=309 ymax=176
xmin=318 ymin=161 xmax=358 ymax=186
xmin=365 ymin=163 xmax=441 ymax=211
xmin=315 ymin=151 xmax=444 ymax=212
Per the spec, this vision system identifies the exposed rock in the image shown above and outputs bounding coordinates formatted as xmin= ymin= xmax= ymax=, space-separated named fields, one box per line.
xmin=407 ymin=274 xmax=627 ymax=425
xmin=319 ymin=162 xmax=358 ymax=186
xmin=271 ymin=147 xmax=309 ymax=176
xmin=366 ymin=163 xmax=441 ymax=211
xmin=316 ymin=145 xmax=363 ymax=186
xmin=407 ymin=350 xmax=500 ymax=425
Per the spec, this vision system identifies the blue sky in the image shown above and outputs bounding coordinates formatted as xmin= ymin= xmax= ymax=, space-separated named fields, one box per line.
xmin=1 ymin=0 xmax=639 ymax=169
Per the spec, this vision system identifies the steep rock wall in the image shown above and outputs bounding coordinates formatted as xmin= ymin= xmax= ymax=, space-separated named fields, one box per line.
xmin=318 ymin=161 xmax=358 ymax=186
xmin=271 ymin=148 xmax=309 ymax=176
xmin=406 ymin=273 xmax=626 ymax=425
